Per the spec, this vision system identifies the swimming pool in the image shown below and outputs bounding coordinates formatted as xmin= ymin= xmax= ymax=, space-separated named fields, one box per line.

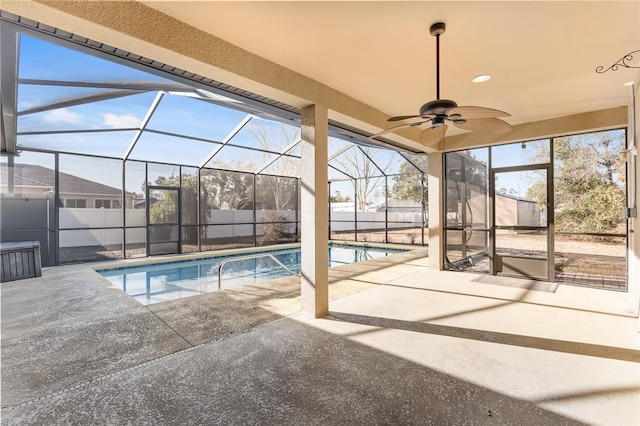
xmin=97 ymin=245 xmax=407 ymax=305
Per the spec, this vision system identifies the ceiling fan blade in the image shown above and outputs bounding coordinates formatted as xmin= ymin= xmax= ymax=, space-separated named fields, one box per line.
xmin=419 ymin=125 xmax=447 ymax=145
xmin=388 ymin=114 xmax=429 ymax=122
xmin=453 ymin=117 xmax=513 ymax=133
xmin=369 ymin=120 xmax=430 ymax=139
xmin=449 ymin=106 xmax=511 ymax=119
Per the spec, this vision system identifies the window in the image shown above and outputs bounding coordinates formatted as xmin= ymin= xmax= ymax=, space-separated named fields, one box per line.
xmin=95 ymin=199 xmax=119 ymax=209
xmin=64 ymin=199 xmax=87 ymax=208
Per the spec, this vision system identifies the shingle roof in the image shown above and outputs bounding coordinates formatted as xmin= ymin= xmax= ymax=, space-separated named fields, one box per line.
xmin=0 ymin=164 xmax=122 ymax=196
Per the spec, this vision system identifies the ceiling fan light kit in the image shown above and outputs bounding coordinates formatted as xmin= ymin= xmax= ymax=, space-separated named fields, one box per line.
xmin=370 ymin=22 xmax=513 ymax=146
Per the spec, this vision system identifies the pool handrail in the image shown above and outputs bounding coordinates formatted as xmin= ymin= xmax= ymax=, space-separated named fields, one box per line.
xmin=218 ymin=253 xmax=297 ymax=291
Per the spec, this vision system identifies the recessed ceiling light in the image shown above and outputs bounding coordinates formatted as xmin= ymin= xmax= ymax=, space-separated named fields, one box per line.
xmin=472 ymin=74 xmax=491 ymax=83
xmin=623 ymin=81 xmax=634 ymax=86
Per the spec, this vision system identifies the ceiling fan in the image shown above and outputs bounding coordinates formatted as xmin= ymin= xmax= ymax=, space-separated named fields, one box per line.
xmin=370 ymin=22 xmax=513 ymax=146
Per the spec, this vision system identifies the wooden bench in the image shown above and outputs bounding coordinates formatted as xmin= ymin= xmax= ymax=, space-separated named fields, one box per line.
xmin=0 ymin=241 xmax=43 ymax=282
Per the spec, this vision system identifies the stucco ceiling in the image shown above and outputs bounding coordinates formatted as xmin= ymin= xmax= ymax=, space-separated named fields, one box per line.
xmin=143 ymin=1 xmax=638 ymax=137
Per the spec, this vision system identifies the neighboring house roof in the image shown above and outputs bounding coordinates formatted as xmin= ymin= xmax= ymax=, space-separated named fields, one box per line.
xmin=1 ymin=164 xmax=122 ymax=196
xmin=497 ymin=192 xmax=538 ymax=203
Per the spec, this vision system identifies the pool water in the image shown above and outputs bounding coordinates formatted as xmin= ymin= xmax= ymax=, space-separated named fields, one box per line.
xmin=97 ymin=245 xmax=407 ymax=305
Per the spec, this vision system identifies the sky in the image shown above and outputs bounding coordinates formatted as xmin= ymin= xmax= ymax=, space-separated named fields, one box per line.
xmin=13 ymin=33 xmax=416 ymax=191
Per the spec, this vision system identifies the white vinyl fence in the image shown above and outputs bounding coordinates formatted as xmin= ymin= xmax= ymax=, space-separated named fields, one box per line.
xmin=58 ymin=209 xmax=423 ymax=247
xmin=330 ymin=211 xmax=423 ymax=231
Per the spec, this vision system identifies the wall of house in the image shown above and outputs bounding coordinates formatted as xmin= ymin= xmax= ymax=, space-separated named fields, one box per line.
xmin=494 ymin=196 xmax=517 ymax=226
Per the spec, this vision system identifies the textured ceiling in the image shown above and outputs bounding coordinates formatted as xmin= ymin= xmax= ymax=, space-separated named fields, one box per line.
xmin=144 ymin=1 xmax=639 ymax=137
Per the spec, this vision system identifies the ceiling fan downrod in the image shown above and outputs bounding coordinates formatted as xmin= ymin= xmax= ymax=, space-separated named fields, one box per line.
xmin=418 ymin=22 xmax=457 ymax=118
xmin=430 ymin=22 xmax=446 ymax=100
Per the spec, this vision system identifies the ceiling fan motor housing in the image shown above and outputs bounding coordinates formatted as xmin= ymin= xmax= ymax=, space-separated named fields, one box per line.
xmin=419 ymin=99 xmax=457 ymax=116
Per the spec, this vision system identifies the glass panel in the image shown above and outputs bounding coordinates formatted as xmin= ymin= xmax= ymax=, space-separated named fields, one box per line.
xmin=286 ymin=144 xmax=301 ymax=158
xmin=125 ymin=161 xmax=146 ymax=225
xmin=495 ymin=229 xmax=547 ymax=279
xmin=329 ymin=180 xmax=356 ymax=210
xmin=256 ymin=222 xmax=297 ymax=246
xmin=228 ymin=118 xmax=300 ymax=150
xmin=328 ymin=167 xmax=353 ymax=181
xmin=328 ymin=136 xmax=352 ymax=158
xmin=495 ymin=229 xmax=546 ymax=257
xmin=366 ymin=147 xmax=402 ymax=174
xmin=17 ymin=131 xmax=136 ymax=158
xmin=149 ymin=225 xmax=178 ymax=243
xmin=354 ymin=176 xmax=385 ymax=213
xmin=147 ymin=163 xmax=180 ymax=186
xmin=259 ymin=155 xmax=300 ymax=177
xmin=355 ymin=210 xmax=385 ymax=226
xmin=492 ymin=139 xmax=550 ymax=169
xmin=466 ymin=157 xmax=488 ymax=229
xmin=128 ymin=132 xmax=218 ymax=166
xmin=181 ymin=226 xmax=199 ymax=253
xmin=1 ymin=151 xmax=56 ymax=266
xmin=356 ymin=222 xmax=385 ymax=243
xmin=401 ymin=152 xmax=428 ymax=173
xmin=17 ymin=85 xmax=143 ymax=113
xmin=148 ymin=189 xmax=178 ymax=224
xmin=445 ymin=230 xmax=489 ymax=272
xmin=17 ymin=92 xmax=155 ymax=133
xmin=330 ymin=146 xmax=385 ymax=180
xmin=387 ymin=168 xmax=425 ymax=246
xmin=553 ymin=129 xmax=626 ymax=234
xmin=59 ymin=155 xmax=123 ymax=228
xmin=201 ymin=224 xmax=254 ymax=251
xmin=553 ymin=129 xmax=627 ymax=288
xmin=330 ymin=222 xmax=355 ymax=242
xmin=387 ymin=227 xmax=423 ymax=245
xmin=125 ymin=227 xmax=146 ymax=258
xmin=494 ymin=170 xmax=546 ymax=227
xmin=555 ymin=234 xmax=626 ymax=287
xmin=146 ymin=94 xmax=249 ymax=142
xmin=200 ymin=169 xmax=254 ymax=224
xmin=149 ymin=241 xmax=179 ymax=256
xmin=206 ymin=144 xmax=275 ymax=172
xmin=445 ymin=150 xmax=488 ymax=229
xmin=19 ymin=33 xmax=175 ymax=84
xmin=388 ymin=172 xmax=425 ymax=230
xmin=255 ymin=175 xmax=297 ymax=214
xmin=59 ymin=228 xmax=123 ymax=263
xmin=1 ymin=151 xmax=55 ymax=196
xmin=388 ymin=172 xmax=424 ymax=205
xmin=181 ymin=167 xmax=198 ymax=225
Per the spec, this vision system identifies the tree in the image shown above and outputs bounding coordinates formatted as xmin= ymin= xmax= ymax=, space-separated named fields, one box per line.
xmin=249 ymin=122 xmax=300 ymax=211
xmin=329 ymin=190 xmax=352 ymax=203
xmin=389 ymin=160 xmax=427 ymax=203
xmin=333 ymin=146 xmax=390 ymax=212
xmin=147 ymin=173 xmax=197 ymax=241
xmin=525 ymin=130 xmax=626 ymax=233
xmin=203 ymin=162 xmax=254 ymax=211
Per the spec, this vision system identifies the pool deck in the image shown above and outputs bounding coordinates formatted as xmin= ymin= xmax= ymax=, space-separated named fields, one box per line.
xmin=1 ymin=247 xmax=639 ymax=425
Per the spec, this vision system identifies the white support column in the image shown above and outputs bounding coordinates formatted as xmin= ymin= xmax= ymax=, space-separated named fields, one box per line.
xmin=300 ymin=104 xmax=329 ymax=317
xmin=428 ymin=151 xmax=444 ymax=270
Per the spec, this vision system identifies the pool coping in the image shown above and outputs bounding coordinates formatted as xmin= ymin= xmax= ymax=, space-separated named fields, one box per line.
xmin=89 ymin=241 xmax=421 ymax=271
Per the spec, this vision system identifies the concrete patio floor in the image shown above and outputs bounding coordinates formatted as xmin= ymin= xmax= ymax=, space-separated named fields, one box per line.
xmin=1 ymin=248 xmax=639 ymax=425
